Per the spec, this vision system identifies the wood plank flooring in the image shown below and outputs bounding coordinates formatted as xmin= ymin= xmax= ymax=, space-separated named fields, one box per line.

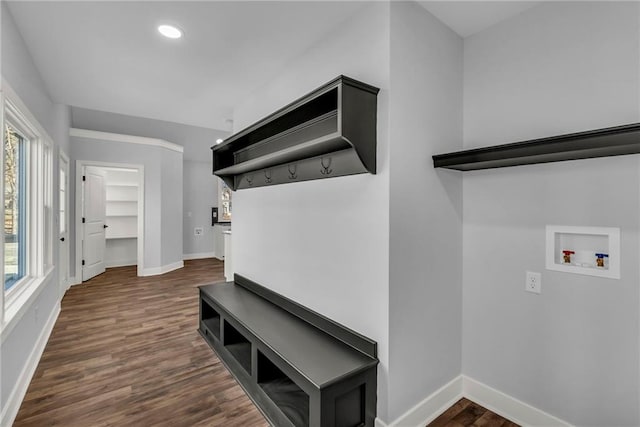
xmin=427 ymin=398 xmax=519 ymax=427
xmin=13 ymin=259 xmax=269 ymax=427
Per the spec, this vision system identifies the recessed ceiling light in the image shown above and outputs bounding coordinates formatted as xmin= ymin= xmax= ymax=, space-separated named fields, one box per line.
xmin=158 ymin=24 xmax=183 ymax=39
xmin=216 ymin=138 xmax=224 ymax=144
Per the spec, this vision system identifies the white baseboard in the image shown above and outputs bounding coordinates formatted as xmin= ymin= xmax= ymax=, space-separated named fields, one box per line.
xmin=378 ymin=375 xmax=570 ymax=427
xmin=183 ymin=251 xmax=215 ymax=260
xmin=140 ymin=260 xmax=184 ymax=276
xmin=105 ymin=260 xmax=137 ymax=268
xmin=1 ymin=302 xmax=60 ymax=427
xmin=386 ymin=376 xmax=463 ymax=427
xmin=462 ymin=376 xmax=572 ymax=427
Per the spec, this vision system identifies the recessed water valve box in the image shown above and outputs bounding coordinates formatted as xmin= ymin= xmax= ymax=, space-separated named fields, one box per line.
xmin=545 ymin=225 xmax=620 ymax=279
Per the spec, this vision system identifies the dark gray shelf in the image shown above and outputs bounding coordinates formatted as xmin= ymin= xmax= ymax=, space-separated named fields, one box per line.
xmin=432 ymin=122 xmax=640 ymax=171
xmin=212 ymin=75 xmax=379 ymax=190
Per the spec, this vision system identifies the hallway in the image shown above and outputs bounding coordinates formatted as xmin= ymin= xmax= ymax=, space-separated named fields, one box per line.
xmin=13 ymin=259 xmax=268 ymax=426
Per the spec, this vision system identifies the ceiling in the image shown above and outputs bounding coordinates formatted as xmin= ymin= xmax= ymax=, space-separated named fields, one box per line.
xmin=419 ymin=1 xmax=540 ymax=38
xmin=7 ymin=1 xmax=541 ymax=132
xmin=7 ymin=1 xmax=366 ymax=131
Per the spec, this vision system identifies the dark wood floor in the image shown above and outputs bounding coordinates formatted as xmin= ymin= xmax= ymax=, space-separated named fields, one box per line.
xmin=14 ymin=259 xmax=269 ymax=427
xmin=14 ymin=259 xmax=518 ymax=427
xmin=428 ymin=398 xmax=519 ymax=427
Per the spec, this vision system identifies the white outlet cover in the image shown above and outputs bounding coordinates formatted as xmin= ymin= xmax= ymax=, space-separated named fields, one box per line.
xmin=526 ymin=271 xmax=541 ymax=294
xmin=194 ymin=227 xmax=203 ymax=236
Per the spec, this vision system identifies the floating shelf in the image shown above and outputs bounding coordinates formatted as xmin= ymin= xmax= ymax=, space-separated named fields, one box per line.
xmin=433 ymin=123 xmax=640 ymax=171
xmin=212 ymin=75 xmax=379 ymax=190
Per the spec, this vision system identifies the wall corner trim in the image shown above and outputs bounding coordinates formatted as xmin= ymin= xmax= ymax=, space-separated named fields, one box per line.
xmin=70 ymin=128 xmax=184 ymax=153
xmin=140 ymin=261 xmax=184 ymax=277
xmin=1 ymin=302 xmax=61 ymax=427
xmin=462 ymin=375 xmax=573 ymax=427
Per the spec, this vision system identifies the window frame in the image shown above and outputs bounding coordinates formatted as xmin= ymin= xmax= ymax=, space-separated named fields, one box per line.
xmin=3 ymin=123 xmax=29 ymax=291
xmin=0 ymin=85 xmax=54 ymax=332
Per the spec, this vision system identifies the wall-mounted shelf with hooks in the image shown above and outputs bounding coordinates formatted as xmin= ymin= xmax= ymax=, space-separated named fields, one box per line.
xmin=212 ymin=75 xmax=379 ymax=190
xmin=432 ymin=123 xmax=640 ymax=171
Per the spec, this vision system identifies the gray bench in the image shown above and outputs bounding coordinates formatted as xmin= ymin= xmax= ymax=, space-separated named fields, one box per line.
xmin=198 ymin=274 xmax=378 ymax=427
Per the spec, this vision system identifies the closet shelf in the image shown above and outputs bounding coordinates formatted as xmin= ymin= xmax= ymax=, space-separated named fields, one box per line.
xmin=432 ymin=122 xmax=640 ymax=171
xmin=212 ymin=75 xmax=379 ymax=190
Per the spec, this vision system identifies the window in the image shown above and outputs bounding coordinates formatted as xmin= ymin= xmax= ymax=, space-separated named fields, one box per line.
xmin=1 ymin=91 xmax=53 ymax=322
xmin=3 ymin=124 xmax=27 ymax=291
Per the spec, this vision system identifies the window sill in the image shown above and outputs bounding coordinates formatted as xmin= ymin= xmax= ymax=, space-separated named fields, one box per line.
xmin=1 ymin=267 xmax=55 ymax=343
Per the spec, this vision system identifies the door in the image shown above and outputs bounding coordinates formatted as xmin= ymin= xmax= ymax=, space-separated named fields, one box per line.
xmin=82 ymin=166 xmax=106 ymax=281
xmin=59 ymin=153 xmax=70 ymax=293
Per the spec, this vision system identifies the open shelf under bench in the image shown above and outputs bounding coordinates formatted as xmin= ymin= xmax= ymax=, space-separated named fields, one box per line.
xmin=432 ymin=122 xmax=640 ymax=171
xmin=198 ymin=275 xmax=378 ymax=427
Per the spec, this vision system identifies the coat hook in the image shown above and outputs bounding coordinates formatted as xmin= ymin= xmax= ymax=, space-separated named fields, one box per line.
xmin=288 ymin=164 xmax=298 ymax=180
xmin=264 ymin=170 xmax=272 ymax=183
xmin=245 ymin=174 xmax=254 ymax=186
xmin=320 ymin=157 xmax=333 ymax=175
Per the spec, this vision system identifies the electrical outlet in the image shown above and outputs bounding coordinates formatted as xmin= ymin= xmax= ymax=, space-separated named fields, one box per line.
xmin=194 ymin=227 xmax=203 ymax=236
xmin=525 ymin=271 xmax=541 ymax=294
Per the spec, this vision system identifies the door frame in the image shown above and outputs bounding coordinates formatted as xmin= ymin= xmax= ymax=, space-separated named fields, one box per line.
xmin=59 ymin=151 xmax=70 ymax=295
xmin=74 ymin=160 xmax=145 ymax=281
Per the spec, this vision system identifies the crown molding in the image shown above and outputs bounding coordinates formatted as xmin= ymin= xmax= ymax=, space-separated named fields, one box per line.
xmin=70 ymin=128 xmax=184 ymax=153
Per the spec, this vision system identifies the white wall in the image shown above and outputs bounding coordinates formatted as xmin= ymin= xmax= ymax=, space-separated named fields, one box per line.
xmin=184 ymin=161 xmax=218 ymax=257
xmin=232 ymin=2 xmax=391 ymax=420
xmin=70 ymin=136 xmax=184 ymax=273
xmin=462 ymin=2 xmax=640 ymax=425
xmin=161 ymin=149 xmax=184 ymax=265
xmin=71 ymin=107 xmax=225 ymax=258
xmin=387 ymin=2 xmax=463 ymax=421
xmin=0 ymin=3 xmax=69 ymax=422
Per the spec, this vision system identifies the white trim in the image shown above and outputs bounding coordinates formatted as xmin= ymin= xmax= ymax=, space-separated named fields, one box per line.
xmin=377 ymin=375 xmax=570 ymax=427
xmin=1 ymin=269 xmax=55 ymax=345
xmin=70 ymin=128 xmax=184 ymax=153
xmin=75 ymin=161 xmax=145 ymax=282
xmin=385 ymin=376 xmax=463 ymax=427
xmin=462 ymin=376 xmax=572 ymax=427
xmin=140 ymin=261 xmax=184 ymax=276
xmin=183 ymin=251 xmax=216 ymax=260
xmin=375 ymin=418 xmax=388 ymax=427
xmin=1 ymin=79 xmax=54 ymax=142
xmin=0 ymin=302 xmax=60 ymax=427
xmin=105 ymin=260 xmax=137 ymax=268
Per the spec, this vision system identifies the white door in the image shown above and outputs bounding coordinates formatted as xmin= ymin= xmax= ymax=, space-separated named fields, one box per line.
xmin=59 ymin=153 xmax=70 ymax=293
xmin=82 ymin=166 xmax=106 ymax=281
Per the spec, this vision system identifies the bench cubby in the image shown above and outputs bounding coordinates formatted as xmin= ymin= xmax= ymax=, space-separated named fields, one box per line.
xmin=258 ymin=350 xmax=310 ymax=427
xmin=200 ymin=299 xmax=220 ymax=340
xmin=198 ymin=275 xmax=378 ymax=427
xmin=223 ymin=320 xmax=252 ymax=375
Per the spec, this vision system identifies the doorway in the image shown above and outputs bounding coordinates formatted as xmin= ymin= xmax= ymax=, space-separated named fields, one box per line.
xmin=75 ymin=161 xmax=144 ymax=281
